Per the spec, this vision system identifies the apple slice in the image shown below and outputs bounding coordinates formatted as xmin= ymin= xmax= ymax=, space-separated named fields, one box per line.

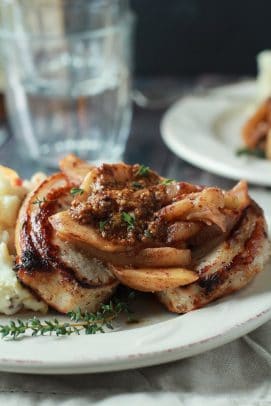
xmin=50 ymin=211 xmax=135 ymax=253
xmin=111 ymin=266 xmax=198 ymax=292
xmin=59 ymin=153 xmax=93 ymax=183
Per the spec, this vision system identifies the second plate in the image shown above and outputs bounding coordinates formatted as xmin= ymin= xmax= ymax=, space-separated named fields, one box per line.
xmin=161 ymin=81 xmax=271 ymax=186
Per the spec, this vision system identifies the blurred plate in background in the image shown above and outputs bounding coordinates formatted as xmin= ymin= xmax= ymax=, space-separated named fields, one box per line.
xmin=161 ymin=81 xmax=271 ymax=186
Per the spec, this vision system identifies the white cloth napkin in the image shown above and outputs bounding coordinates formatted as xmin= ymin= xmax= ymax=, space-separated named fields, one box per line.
xmin=1 ymin=320 xmax=271 ymax=406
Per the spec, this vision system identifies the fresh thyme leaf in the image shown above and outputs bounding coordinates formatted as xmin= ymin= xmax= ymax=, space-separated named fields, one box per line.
xmin=144 ymin=229 xmax=152 ymax=239
xmin=131 ymin=181 xmax=143 ymax=189
xmin=160 ymin=178 xmax=175 ymax=185
xmin=32 ymin=197 xmax=47 ymax=206
xmin=121 ymin=211 xmax=135 ymax=230
xmin=136 ymin=164 xmax=150 ymax=177
xmin=70 ymin=187 xmax=84 ymax=196
xmin=0 ymin=294 xmax=136 ymax=340
xmin=99 ymin=220 xmax=108 ymax=232
xmin=236 ymin=148 xmax=265 ymax=159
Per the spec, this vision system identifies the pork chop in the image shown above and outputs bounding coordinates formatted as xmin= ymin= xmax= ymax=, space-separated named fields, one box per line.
xmin=15 ymin=173 xmax=118 ymax=314
xmin=157 ymin=202 xmax=269 ymax=313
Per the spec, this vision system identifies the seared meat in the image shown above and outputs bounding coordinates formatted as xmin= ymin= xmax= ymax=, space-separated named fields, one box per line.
xmin=157 ymin=202 xmax=269 ymax=313
xmin=14 ymin=157 xmax=267 ymax=315
xmin=15 ymin=173 xmax=118 ymax=314
xmin=50 ymin=161 xmax=265 ymax=301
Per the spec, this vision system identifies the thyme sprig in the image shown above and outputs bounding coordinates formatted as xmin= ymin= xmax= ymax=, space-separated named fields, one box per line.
xmin=70 ymin=187 xmax=84 ymax=196
xmin=144 ymin=229 xmax=152 ymax=239
xmin=131 ymin=181 xmax=144 ymax=189
xmin=99 ymin=219 xmax=108 ymax=232
xmin=32 ymin=197 xmax=47 ymax=206
xmin=160 ymin=178 xmax=175 ymax=185
xmin=236 ymin=147 xmax=265 ymax=159
xmin=0 ymin=294 xmax=135 ymax=340
xmin=121 ymin=211 xmax=135 ymax=231
xmin=136 ymin=165 xmax=150 ymax=177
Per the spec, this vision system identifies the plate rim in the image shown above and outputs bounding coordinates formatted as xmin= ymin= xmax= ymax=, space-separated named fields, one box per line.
xmin=0 ymin=306 xmax=270 ymax=374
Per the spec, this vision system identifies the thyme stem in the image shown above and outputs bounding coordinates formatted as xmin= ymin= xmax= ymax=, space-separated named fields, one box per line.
xmin=0 ymin=294 xmax=135 ymax=340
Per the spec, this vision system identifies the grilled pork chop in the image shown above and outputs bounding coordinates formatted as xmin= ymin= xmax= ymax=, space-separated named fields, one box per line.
xmin=49 ymin=161 xmax=269 ymax=313
xmin=15 ymin=172 xmax=118 ymax=314
xmin=14 ymin=156 xmax=268 ymax=316
xmin=157 ymin=202 xmax=269 ymax=312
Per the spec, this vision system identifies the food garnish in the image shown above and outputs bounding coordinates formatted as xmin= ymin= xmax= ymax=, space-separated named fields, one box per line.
xmin=121 ymin=211 xmax=135 ymax=231
xmin=160 ymin=178 xmax=175 ymax=185
xmin=236 ymin=147 xmax=265 ymax=158
xmin=0 ymin=292 xmax=135 ymax=340
xmin=70 ymin=187 xmax=84 ymax=196
xmin=143 ymin=229 xmax=152 ymax=239
xmin=131 ymin=181 xmax=144 ymax=189
xmin=32 ymin=197 xmax=47 ymax=206
xmin=136 ymin=164 xmax=150 ymax=177
xmin=99 ymin=219 xmax=108 ymax=232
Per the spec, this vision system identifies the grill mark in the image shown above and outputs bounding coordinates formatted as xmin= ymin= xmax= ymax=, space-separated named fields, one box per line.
xmin=17 ymin=268 xmax=117 ymax=314
xmin=18 ymin=182 xmax=113 ymax=288
xmin=198 ymin=203 xmax=265 ymax=295
xmin=15 ymin=249 xmax=50 ymax=273
xmin=198 ymin=272 xmax=223 ymax=293
xmin=30 ymin=185 xmax=72 ymax=268
xmin=196 ymin=209 xmax=248 ymax=278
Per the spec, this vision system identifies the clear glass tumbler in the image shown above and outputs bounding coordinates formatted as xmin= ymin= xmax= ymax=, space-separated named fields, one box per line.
xmin=0 ymin=0 xmax=133 ymax=167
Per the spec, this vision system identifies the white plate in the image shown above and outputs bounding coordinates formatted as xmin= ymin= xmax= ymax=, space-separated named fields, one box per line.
xmin=0 ymin=269 xmax=271 ymax=375
xmin=0 ymin=243 xmax=271 ymax=374
xmin=161 ymin=81 xmax=271 ymax=185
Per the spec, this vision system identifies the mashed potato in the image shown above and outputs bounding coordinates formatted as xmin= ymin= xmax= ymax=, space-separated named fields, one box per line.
xmin=0 ymin=167 xmax=48 ymax=315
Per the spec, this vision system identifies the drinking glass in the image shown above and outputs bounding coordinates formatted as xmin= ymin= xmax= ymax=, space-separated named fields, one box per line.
xmin=0 ymin=0 xmax=133 ymax=167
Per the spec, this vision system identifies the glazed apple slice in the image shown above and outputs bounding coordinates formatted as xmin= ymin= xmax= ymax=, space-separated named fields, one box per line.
xmin=111 ymin=266 xmax=198 ymax=292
